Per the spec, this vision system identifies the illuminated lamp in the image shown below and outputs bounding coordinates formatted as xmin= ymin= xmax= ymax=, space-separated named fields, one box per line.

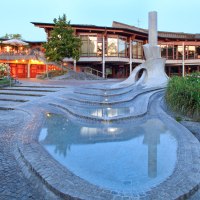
xmin=46 ymin=113 xmax=51 ymax=117
xmin=6 ymin=46 xmax=10 ymax=52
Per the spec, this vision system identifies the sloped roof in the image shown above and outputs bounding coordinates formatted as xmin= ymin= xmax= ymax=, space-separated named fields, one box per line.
xmin=112 ymin=21 xmax=200 ymax=40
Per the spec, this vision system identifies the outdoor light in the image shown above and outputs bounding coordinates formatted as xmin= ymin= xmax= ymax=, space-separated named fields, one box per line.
xmin=46 ymin=113 xmax=51 ymax=117
xmin=6 ymin=46 xmax=11 ymax=52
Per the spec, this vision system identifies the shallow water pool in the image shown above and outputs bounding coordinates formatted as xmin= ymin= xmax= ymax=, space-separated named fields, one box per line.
xmin=39 ymin=114 xmax=177 ymax=195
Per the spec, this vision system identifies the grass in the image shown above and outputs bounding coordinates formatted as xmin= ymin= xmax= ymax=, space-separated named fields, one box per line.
xmin=0 ymin=77 xmax=10 ymax=85
xmin=165 ymin=72 xmax=200 ymax=121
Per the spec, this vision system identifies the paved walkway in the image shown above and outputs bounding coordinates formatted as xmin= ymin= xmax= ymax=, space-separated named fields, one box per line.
xmin=0 ymin=110 xmax=47 ymax=200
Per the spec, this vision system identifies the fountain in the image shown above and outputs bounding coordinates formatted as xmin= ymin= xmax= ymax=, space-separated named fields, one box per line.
xmin=33 ymin=11 xmax=200 ymax=200
xmin=110 ymin=11 xmax=169 ymax=89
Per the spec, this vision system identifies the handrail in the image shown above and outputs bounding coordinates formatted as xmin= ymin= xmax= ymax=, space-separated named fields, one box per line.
xmin=83 ymin=67 xmax=106 ymax=78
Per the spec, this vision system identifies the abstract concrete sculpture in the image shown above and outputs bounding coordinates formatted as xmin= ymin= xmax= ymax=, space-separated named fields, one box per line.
xmin=142 ymin=11 xmax=169 ymax=87
xmin=111 ymin=11 xmax=169 ymax=88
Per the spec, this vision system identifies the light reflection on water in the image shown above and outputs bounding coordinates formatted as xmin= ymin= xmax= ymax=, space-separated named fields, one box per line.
xmin=90 ymin=107 xmax=134 ymax=118
xmin=39 ymin=114 xmax=177 ymax=194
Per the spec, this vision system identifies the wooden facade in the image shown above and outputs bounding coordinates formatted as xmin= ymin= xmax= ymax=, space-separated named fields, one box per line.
xmin=0 ymin=20 xmax=200 ymax=78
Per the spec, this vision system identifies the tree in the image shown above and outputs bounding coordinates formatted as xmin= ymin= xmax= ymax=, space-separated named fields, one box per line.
xmin=43 ymin=14 xmax=82 ymax=66
xmin=1 ymin=34 xmax=22 ymax=39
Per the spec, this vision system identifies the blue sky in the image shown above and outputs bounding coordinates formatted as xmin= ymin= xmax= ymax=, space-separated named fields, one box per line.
xmin=1 ymin=0 xmax=200 ymax=41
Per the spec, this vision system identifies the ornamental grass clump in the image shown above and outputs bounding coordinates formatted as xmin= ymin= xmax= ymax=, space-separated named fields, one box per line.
xmin=165 ymin=72 xmax=200 ymax=120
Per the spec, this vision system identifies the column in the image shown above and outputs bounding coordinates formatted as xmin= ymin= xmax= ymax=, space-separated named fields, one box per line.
xmin=182 ymin=42 xmax=185 ymax=77
xmin=46 ymin=64 xmax=48 ymax=79
xmin=27 ymin=61 xmax=30 ymax=78
xmin=129 ymin=38 xmax=132 ymax=75
xmin=102 ymin=35 xmax=105 ymax=78
xmin=148 ymin=11 xmax=158 ymax=46
xmin=73 ymin=60 xmax=76 ymax=72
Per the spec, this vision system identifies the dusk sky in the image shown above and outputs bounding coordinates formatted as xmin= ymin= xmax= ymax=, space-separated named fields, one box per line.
xmin=1 ymin=0 xmax=200 ymax=41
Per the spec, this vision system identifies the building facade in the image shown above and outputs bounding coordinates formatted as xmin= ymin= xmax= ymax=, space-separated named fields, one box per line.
xmin=0 ymin=21 xmax=200 ymax=78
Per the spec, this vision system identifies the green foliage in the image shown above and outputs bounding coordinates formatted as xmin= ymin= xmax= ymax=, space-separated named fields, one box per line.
xmin=1 ymin=33 xmax=22 ymax=39
xmin=43 ymin=14 xmax=82 ymax=64
xmin=175 ymin=116 xmax=182 ymax=122
xmin=0 ymin=63 xmax=10 ymax=78
xmin=165 ymin=72 xmax=200 ymax=120
xmin=37 ymin=70 xmax=66 ymax=79
xmin=0 ymin=77 xmax=10 ymax=85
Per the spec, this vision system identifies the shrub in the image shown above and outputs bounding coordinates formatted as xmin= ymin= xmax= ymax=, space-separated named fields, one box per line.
xmin=37 ymin=70 xmax=66 ymax=79
xmin=165 ymin=72 xmax=200 ymax=121
xmin=0 ymin=63 xmax=10 ymax=78
xmin=0 ymin=77 xmax=10 ymax=85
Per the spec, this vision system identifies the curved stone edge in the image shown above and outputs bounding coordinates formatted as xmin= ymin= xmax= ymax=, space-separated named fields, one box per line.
xmin=14 ymin=92 xmax=200 ymax=200
xmin=69 ymin=88 xmax=164 ymax=106
xmin=49 ymin=90 xmax=157 ymax=122
xmin=146 ymin=92 xmax=200 ymax=199
xmin=14 ymin=107 xmax=121 ymax=200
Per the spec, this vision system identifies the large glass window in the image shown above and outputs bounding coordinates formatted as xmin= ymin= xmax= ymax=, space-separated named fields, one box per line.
xmin=137 ymin=42 xmax=143 ymax=59
xmin=168 ymin=45 xmax=174 ymax=59
xmin=88 ymin=36 xmax=97 ymax=56
xmin=132 ymin=41 xmax=143 ymax=59
xmin=118 ymin=37 xmax=126 ymax=57
xmin=196 ymin=46 xmax=200 ymax=59
xmin=80 ymin=35 xmax=88 ymax=56
xmin=107 ymin=37 xmax=118 ymax=56
xmin=160 ymin=45 xmax=167 ymax=58
xmin=177 ymin=45 xmax=183 ymax=59
xmin=187 ymin=46 xmax=195 ymax=59
xmin=97 ymin=36 xmax=102 ymax=56
xmin=80 ymin=35 xmax=97 ymax=56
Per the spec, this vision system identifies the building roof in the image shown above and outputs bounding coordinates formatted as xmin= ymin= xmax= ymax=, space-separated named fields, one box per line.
xmin=0 ymin=38 xmax=45 ymax=45
xmin=112 ymin=21 xmax=200 ymax=40
xmin=31 ymin=22 xmax=148 ymax=38
xmin=31 ymin=21 xmax=200 ymax=41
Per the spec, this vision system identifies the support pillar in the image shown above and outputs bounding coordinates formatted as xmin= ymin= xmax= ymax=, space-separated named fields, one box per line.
xmin=73 ymin=60 xmax=77 ymax=72
xmin=129 ymin=38 xmax=132 ymax=75
xmin=102 ymin=36 xmax=105 ymax=78
xmin=27 ymin=61 xmax=30 ymax=78
xmin=46 ymin=64 xmax=48 ymax=79
xmin=182 ymin=42 xmax=185 ymax=77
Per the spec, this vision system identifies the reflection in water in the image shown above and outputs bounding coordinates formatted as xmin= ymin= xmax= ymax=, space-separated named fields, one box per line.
xmin=80 ymin=127 xmax=122 ymax=136
xmin=91 ymin=107 xmax=134 ymax=118
xmin=39 ymin=114 xmax=177 ymax=194
xmin=143 ymin=119 xmax=165 ymax=178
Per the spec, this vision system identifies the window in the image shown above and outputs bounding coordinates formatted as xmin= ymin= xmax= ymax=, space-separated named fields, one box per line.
xmin=107 ymin=37 xmax=118 ymax=56
xmin=80 ymin=35 xmax=97 ymax=56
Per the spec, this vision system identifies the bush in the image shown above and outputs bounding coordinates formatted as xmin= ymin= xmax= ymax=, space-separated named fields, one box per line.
xmin=0 ymin=77 xmax=11 ymax=85
xmin=165 ymin=72 xmax=200 ymax=121
xmin=37 ymin=70 xmax=66 ymax=79
xmin=0 ymin=63 xmax=10 ymax=78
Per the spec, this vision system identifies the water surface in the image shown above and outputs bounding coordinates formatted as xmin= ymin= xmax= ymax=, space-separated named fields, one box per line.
xmin=39 ymin=114 xmax=177 ymax=194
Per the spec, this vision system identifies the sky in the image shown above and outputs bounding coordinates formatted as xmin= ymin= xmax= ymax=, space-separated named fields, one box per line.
xmin=1 ymin=0 xmax=200 ymax=41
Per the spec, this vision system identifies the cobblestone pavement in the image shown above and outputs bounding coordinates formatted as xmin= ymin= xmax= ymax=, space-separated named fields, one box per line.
xmin=0 ymin=110 xmax=48 ymax=200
